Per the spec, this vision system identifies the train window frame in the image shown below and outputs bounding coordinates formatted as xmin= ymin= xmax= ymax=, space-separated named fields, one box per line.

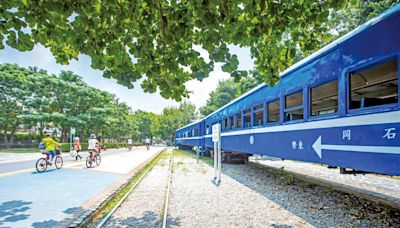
xmin=309 ymin=79 xmax=339 ymax=118
xmin=229 ymin=116 xmax=234 ymax=130
xmin=222 ymin=118 xmax=228 ymax=131
xmin=253 ymin=104 xmax=264 ymax=127
xmin=284 ymin=90 xmax=304 ymax=122
xmin=267 ymin=99 xmax=280 ymax=124
xmin=243 ymin=109 xmax=251 ymax=128
xmin=206 ymin=125 xmax=210 ymax=135
xmin=347 ymin=57 xmax=399 ymax=113
xmin=235 ymin=113 xmax=242 ymax=129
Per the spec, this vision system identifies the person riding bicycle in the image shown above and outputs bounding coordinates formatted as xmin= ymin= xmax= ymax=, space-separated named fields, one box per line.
xmin=144 ymin=138 xmax=150 ymax=150
xmin=74 ymin=137 xmax=82 ymax=160
xmin=127 ymin=138 xmax=133 ymax=151
xmin=41 ymin=132 xmax=61 ymax=165
xmin=88 ymin=134 xmax=100 ymax=162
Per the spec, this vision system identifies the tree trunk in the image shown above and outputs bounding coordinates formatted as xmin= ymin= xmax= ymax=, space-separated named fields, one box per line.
xmin=62 ymin=128 xmax=68 ymax=143
xmin=39 ymin=122 xmax=44 ymax=137
xmin=9 ymin=120 xmax=19 ymax=146
xmin=3 ymin=126 xmax=9 ymax=148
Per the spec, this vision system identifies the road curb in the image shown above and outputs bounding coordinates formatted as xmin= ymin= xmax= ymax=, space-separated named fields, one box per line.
xmin=249 ymin=161 xmax=400 ymax=211
xmin=63 ymin=147 xmax=167 ymax=228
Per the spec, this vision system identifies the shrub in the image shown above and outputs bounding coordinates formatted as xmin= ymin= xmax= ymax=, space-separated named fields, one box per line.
xmin=59 ymin=142 xmax=143 ymax=152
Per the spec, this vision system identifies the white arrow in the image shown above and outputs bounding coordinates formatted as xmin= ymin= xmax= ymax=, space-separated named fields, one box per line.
xmin=312 ymin=136 xmax=400 ymax=159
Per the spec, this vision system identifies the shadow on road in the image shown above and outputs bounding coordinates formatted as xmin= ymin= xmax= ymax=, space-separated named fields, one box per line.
xmin=0 ymin=200 xmax=32 ymax=226
xmin=31 ymin=168 xmax=59 ymax=175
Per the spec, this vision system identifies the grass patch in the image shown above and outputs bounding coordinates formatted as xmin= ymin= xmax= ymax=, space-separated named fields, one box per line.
xmin=174 ymin=149 xmax=213 ymax=165
xmin=0 ymin=148 xmax=37 ymax=153
xmin=92 ymin=149 xmax=169 ymax=222
xmin=182 ymin=167 xmax=190 ymax=173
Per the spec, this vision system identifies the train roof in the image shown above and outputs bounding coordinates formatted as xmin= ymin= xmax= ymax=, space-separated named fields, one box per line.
xmin=176 ymin=119 xmax=202 ymax=131
xmin=176 ymin=4 xmax=400 ymax=132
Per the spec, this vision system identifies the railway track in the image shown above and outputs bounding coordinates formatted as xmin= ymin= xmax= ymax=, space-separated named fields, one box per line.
xmin=95 ymin=149 xmax=174 ymax=228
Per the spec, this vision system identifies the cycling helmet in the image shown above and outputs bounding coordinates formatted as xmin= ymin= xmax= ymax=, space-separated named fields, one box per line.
xmin=90 ymin=134 xmax=96 ymax=139
xmin=45 ymin=131 xmax=52 ymax=136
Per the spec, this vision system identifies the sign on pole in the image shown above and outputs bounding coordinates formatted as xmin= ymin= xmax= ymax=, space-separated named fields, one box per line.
xmin=212 ymin=124 xmax=220 ymax=142
xmin=71 ymin=127 xmax=76 ymax=135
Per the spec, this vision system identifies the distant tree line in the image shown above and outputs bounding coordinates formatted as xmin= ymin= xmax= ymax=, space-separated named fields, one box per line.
xmin=0 ymin=64 xmax=196 ymax=148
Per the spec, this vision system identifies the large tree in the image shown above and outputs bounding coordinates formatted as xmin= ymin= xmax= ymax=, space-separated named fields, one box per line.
xmin=0 ymin=64 xmax=143 ymax=146
xmin=0 ymin=64 xmax=32 ymax=147
xmin=156 ymin=102 xmax=197 ymax=143
xmin=199 ymin=0 xmax=399 ymax=116
xmin=0 ymin=0 xmax=350 ymax=100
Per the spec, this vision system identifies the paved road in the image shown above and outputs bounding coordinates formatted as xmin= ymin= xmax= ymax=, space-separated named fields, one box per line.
xmin=0 ymin=148 xmax=141 ymax=174
xmin=0 ymin=146 xmax=165 ymax=228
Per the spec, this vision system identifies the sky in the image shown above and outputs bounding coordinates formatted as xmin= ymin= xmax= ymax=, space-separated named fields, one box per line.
xmin=0 ymin=44 xmax=254 ymax=114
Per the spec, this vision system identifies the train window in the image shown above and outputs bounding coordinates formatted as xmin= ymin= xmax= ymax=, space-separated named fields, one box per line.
xmin=222 ymin=118 xmax=228 ymax=131
xmin=286 ymin=91 xmax=303 ymax=108
xmin=268 ymin=100 xmax=280 ymax=122
xmin=253 ymin=105 xmax=264 ymax=126
xmin=194 ymin=129 xmax=199 ymax=136
xmin=311 ymin=80 xmax=338 ymax=116
xmin=236 ymin=113 xmax=242 ymax=129
xmin=244 ymin=109 xmax=251 ymax=128
xmin=349 ymin=59 xmax=398 ymax=110
xmin=285 ymin=91 xmax=303 ymax=121
xmin=229 ymin=116 xmax=234 ymax=129
xmin=206 ymin=125 xmax=209 ymax=134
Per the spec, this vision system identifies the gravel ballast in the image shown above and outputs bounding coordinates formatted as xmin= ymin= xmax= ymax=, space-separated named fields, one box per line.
xmin=168 ymin=151 xmax=400 ymax=227
xmin=104 ymin=153 xmax=171 ymax=227
xmin=96 ymin=150 xmax=400 ymax=227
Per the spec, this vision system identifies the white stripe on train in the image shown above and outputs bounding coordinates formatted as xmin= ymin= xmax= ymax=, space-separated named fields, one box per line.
xmin=178 ymin=110 xmax=400 ymax=140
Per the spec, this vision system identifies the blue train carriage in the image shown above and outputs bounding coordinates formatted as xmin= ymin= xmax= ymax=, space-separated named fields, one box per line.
xmin=198 ymin=5 xmax=400 ymax=175
xmin=175 ymin=120 xmax=204 ymax=150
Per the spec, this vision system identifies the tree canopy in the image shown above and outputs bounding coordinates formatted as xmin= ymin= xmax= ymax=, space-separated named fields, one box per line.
xmin=1 ymin=0 xmax=351 ymax=100
xmin=0 ymin=63 xmax=197 ymax=147
xmin=199 ymin=0 xmax=399 ymax=117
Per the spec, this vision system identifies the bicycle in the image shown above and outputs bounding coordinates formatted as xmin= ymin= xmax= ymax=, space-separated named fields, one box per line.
xmin=86 ymin=148 xmax=101 ymax=168
xmin=36 ymin=150 xmax=63 ymax=173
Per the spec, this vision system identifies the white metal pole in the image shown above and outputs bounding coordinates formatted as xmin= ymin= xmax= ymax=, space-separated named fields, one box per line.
xmin=217 ymin=141 xmax=221 ymax=183
xmin=214 ymin=141 xmax=217 ymax=180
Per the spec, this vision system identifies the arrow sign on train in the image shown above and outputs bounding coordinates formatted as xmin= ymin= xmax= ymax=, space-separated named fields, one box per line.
xmin=312 ymin=136 xmax=400 ymax=159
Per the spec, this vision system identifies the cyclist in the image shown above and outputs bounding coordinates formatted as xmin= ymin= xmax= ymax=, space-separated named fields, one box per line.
xmin=144 ymin=138 xmax=150 ymax=150
xmin=88 ymin=134 xmax=100 ymax=162
xmin=127 ymin=138 xmax=133 ymax=151
xmin=74 ymin=137 xmax=82 ymax=160
xmin=41 ymin=132 xmax=61 ymax=165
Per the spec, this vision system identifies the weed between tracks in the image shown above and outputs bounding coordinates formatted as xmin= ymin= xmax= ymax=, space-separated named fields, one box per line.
xmin=91 ymin=149 xmax=169 ymax=224
xmin=174 ymin=149 xmax=213 ymax=165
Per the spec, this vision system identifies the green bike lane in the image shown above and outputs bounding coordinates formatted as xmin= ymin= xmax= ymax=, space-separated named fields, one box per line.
xmin=0 ymin=147 xmax=165 ymax=228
